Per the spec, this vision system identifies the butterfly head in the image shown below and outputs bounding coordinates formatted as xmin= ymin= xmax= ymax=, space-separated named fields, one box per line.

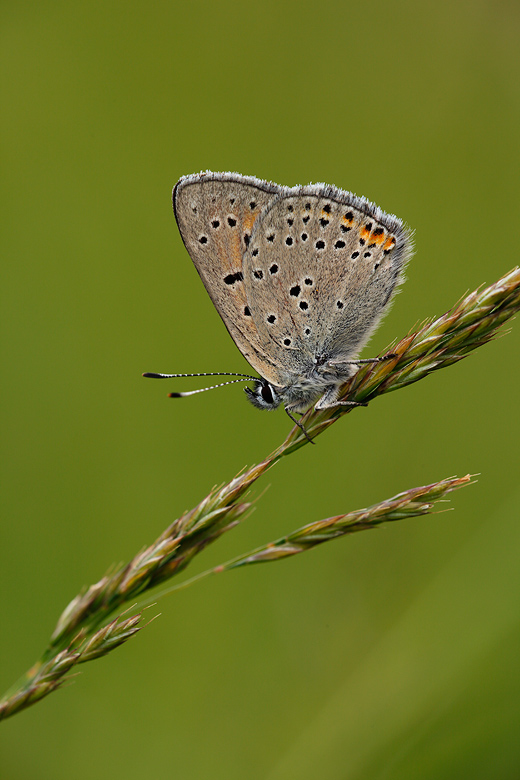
xmin=244 ymin=379 xmax=282 ymax=411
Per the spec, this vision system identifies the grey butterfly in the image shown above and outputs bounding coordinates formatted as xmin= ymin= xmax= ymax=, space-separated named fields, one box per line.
xmin=145 ymin=171 xmax=413 ymax=429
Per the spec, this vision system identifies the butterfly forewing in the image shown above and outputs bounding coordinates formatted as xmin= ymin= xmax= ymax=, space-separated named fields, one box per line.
xmin=173 ymin=172 xmax=284 ymax=382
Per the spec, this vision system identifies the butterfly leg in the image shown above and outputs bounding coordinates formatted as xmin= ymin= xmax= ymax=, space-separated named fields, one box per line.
xmin=329 ymin=353 xmax=397 ymax=368
xmin=314 ymin=385 xmax=368 ymax=411
xmin=284 ymin=408 xmax=315 ymax=444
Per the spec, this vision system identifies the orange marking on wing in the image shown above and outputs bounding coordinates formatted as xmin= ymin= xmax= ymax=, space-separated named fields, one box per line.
xmin=229 ymin=230 xmax=244 ymax=267
xmin=370 ymin=230 xmax=386 ymax=245
xmin=212 ymin=234 xmax=233 ymax=272
xmin=243 ymin=211 xmax=260 ymax=232
xmin=383 ymin=236 xmax=396 ymax=252
xmin=341 ymin=214 xmax=354 ymax=225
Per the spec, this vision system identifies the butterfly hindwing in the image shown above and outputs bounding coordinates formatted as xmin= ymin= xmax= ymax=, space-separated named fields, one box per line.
xmin=244 ymin=184 xmax=412 ymax=372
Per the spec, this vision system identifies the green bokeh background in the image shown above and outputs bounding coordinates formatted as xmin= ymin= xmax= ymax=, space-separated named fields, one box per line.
xmin=2 ymin=1 xmax=519 ymax=777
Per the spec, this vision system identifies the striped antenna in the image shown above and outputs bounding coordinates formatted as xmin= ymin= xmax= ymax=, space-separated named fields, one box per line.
xmin=143 ymin=371 xmax=257 ymax=380
xmin=168 ymin=378 xmax=257 ymax=398
xmin=142 ymin=371 xmax=258 ymax=398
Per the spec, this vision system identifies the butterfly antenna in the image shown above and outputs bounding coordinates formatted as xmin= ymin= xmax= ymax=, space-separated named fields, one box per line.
xmin=167 ymin=378 xmax=255 ymax=398
xmin=143 ymin=371 xmax=258 ymax=380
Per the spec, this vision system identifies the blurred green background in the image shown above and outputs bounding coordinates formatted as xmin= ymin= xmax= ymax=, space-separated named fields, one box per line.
xmin=2 ymin=1 xmax=519 ymax=777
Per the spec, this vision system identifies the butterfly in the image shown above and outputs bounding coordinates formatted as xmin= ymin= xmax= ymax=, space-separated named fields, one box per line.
xmin=145 ymin=172 xmax=413 ymax=431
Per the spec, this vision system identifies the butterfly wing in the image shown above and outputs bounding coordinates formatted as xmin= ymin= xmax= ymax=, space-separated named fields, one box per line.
xmin=243 ymin=184 xmax=413 ymax=377
xmin=173 ymin=172 xmax=285 ymax=383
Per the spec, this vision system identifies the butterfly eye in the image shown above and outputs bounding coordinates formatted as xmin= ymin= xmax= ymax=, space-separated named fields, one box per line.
xmin=244 ymin=381 xmax=280 ymax=410
xmin=261 ymin=383 xmax=274 ymax=404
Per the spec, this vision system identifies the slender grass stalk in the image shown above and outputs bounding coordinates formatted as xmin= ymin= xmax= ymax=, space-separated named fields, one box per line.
xmin=151 ymin=475 xmax=473 ymax=598
xmin=1 ymin=266 xmax=518 ymax=721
